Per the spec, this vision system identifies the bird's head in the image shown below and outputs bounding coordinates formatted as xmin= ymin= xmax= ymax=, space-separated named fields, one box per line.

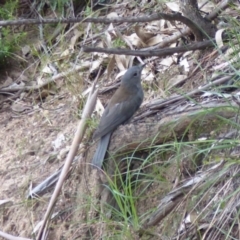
xmin=121 ymin=64 xmax=146 ymax=86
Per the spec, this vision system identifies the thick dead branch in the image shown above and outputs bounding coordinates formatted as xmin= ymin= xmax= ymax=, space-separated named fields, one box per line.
xmin=180 ymin=0 xmax=216 ymax=37
xmin=207 ymin=0 xmax=232 ymax=20
xmin=87 ymin=100 xmax=238 ymax=161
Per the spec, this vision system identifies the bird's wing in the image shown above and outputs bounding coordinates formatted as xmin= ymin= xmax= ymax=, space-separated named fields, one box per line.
xmin=94 ymin=98 xmax=140 ymax=139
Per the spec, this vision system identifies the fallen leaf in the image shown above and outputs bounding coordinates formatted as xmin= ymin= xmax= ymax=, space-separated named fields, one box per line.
xmin=166 ymin=2 xmax=180 ymax=12
xmin=215 ymin=28 xmax=225 ymax=48
xmin=104 ymin=30 xmax=112 ymax=48
xmin=1 ymin=76 xmax=13 ymax=88
xmin=135 ymin=25 xmax=155 ymax=44
xmin=115 ymin=55 xmax=128 ymax=71
xmin=11 ymin=100 xmax=32 ymax=113
xmin=52 ymin=133 xmax=65 ymax=150
xmin=69 ymin=29 xmax=83 ymax=50
xmin=146 ymin=34 xmax=163 ymax=46
xmin=107 ymin=12 xmax=119 ymax=18
xmin=60 ymin=49 xmax=71 ymax=58
xmin=95 ymin=98 xmax=105 ymax=116
xmin=179 ymin=58 xmax=190 ymax=72
xmin=42 ymin=65 xmax=53 ymax=74
xmin=123 ymin=33 xmax=143 ymax=48
xmin=107 ymin=55 xmax=116 ymax=80
xmin=22 ymin=45 xmax=31 ymax=57
xmin=160 ymin=56 xmax=174 ymax=67
xmin=90 ymin=59 xmax=103 ymax=72
xmin=166 ymin=75 xmax=187 ymax=90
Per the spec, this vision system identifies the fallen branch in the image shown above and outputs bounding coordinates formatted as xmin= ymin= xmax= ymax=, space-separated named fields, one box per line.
xmin=105 ymin=100 xmax=239 ymax=156
xmin=82 ymin=39 xmax=216 ymax=57
xmin=0 ymin=12 xmax=217 ymax=27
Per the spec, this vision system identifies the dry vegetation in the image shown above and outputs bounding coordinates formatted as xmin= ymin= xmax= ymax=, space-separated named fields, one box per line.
xmin=0 ymin=0 xmax=240 ymax=239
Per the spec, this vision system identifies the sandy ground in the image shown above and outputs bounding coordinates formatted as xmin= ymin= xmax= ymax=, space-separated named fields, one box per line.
xmin=0 ymin=89 xmax=80 ymax=237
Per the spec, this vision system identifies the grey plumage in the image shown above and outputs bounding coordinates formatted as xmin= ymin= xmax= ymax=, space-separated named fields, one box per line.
xmin=92 ymin=64 xmax=145 ymax=168
xmin=92 ymin=133 xmax=111 ymax=168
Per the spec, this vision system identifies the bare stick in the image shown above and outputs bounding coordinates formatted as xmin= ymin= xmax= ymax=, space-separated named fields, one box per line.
xmin=82 ymin=40 xmax=216 ymax=57
xmin=36 ymin=70 xmax=100 ymax=240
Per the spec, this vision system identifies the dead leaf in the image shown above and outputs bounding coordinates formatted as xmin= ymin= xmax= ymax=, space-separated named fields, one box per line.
xmin=0 ymin=76 xmax=13 ymax=88
xmin=60 ymin=49 xmax=71 ymax=58
xmin=146 ymin=34 xmax=163 ymax=46
xmin=160 ymin=57 xmax=174 ymax=68
xmin=123 ymin=33 xmax=143 ymax=48
xmin=11 ymin=100 xmax=32 ymax=113
xmin=52 ymin=133 xmax=65 ymax=150
xmin=90 ymin=59 xmax=103 ymax=72
xmin=107 ymin=12 xmax=119 ymax=18
xmin=135 ymin=25 xmax=155 ymax=44
xmin=199 ymin=0 xmax=215 ymax=13
xmin=104 ymin=31 xmax=112 ymax=48
xmin=42 ymin=65 xmax=53 ymax=74
xmin=107 ymin=23 xmax=117 ymax=37
xmin=115 ymin=55 xmax=128 ymax=71
xmin=69 ymin=29 xmax=83 ymax=50
xmin=166 ymin=75 xmax=187 ymax=90
xmin=22 ymin=45 xmax=31 ymax=57
xmin=107 ymin=55 xmax=116 ymax=80
xmin=166 ymin=2 xmax=180 ymax=12
xmin=179 ymin=58 xmax=190 ymax=72
xmin=95 ymin=98 xmax=105 ymax=116
xmin=215 ymin=28 xmax=225 ymax=48
xmin=142 ymin=69 xmax=154 ymax=82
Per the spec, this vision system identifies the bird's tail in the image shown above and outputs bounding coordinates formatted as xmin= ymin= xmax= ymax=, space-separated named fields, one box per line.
xmin=92 ymin=133 xmax=111 ymax=168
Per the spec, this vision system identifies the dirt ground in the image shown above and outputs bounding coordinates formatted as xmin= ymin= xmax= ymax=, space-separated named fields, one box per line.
xmin=0 ymin=86 xmax=81 ymax=237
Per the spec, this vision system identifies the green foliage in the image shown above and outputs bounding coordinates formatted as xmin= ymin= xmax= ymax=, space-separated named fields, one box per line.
xmin=113 ymin=38 xmax=126 ymax=48
xmin=0 ymin=0 xmax=25 ymax=64
xmin=106 ymin=158 xmax=141 ymax=230
xmin=85 ymin=5 xmax=93 ymax=16
xmin=47 ymin=0 xmax=70 ymax=15
xmin=0 ymin=26 xmax=25 ymax=62
xmin=0 ymin=0 xmax=18 ymax=19
xmin=32 ymin=0 xmax=70 ymax=15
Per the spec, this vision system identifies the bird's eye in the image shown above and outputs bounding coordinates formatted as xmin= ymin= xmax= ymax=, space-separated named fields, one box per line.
xmin=133 ymin=72 xmax=138 ymax=77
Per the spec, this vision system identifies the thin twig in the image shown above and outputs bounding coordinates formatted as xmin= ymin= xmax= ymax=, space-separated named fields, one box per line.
xmin=0 ymin=0 xmax=229 ymax=28
xmin=0 ymin=12 xmax=211 ymax=27
xmin=36 ymin=69 xmax=101 ymax=240
xmin=82 ymin=39 xmax=216 ymax=57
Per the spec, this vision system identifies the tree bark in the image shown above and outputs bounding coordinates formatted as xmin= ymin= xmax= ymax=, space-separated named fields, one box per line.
xmin=180 ymin=0 xmax=216 ymax=38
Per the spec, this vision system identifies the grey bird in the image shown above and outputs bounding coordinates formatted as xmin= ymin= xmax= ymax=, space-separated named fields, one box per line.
xmin=92 ymin=64 xmax=146 ymax=168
